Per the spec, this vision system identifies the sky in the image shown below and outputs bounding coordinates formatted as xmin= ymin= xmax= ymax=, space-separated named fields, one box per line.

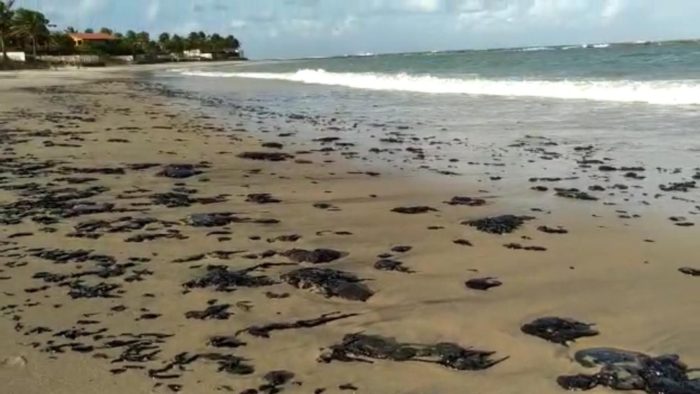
xmin=16 ymin=0 xmax=700 ymax=59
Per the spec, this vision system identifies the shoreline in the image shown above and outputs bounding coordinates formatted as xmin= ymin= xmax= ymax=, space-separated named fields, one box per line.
xmin=0 ymin=71 xmax=698 ymax=394
xmin=0 ymin=60 xmax=244 ymax=89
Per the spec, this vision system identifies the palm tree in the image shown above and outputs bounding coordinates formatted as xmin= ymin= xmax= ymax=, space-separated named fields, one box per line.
xmin=123 ymin=30 xmax=139 ymax=54
xmin=12 ymin=8 xmax=49 ymax=57
xmin=0 ymin=0 xmax=16 ymax=61
xmin=186 ymin=31 xmax=199 ymax=50
xmin=158 ymin=32 xmax=170 ymax=51
xmin=208 ymin=33 xmax=222 ymax=51
xmin=135 ymin=31 xmax=150 ymax=53
xmin=168 ymin=34 xmax=184 ymax=53
xmin=226 ymin=35 xmax=240 ymax=51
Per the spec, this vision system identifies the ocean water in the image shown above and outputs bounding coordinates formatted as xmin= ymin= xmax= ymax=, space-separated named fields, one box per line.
xmin=173 ymin=41 xmax=700 ymax=105
xmin=157 ymin=40 xmax=700 ymax=188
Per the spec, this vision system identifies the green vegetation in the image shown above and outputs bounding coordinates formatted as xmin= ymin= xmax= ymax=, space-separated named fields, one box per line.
xmin=12 ymin=7 xmax=49 ymax=57
xmin=0 ymin=0 xmax=242 ymax=61
xmin=0 ymin=0 xmax=15 ymax=60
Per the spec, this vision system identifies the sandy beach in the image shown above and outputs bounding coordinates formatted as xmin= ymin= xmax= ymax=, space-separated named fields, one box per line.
xmin=0 ymin=68 xmax=699 ymax=394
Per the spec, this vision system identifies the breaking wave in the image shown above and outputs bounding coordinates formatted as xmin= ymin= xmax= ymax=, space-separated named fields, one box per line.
xmin=519 ymin=46 xmax=556 ymax=52
xmin=178 ymin=69 xmax=700 ymax=105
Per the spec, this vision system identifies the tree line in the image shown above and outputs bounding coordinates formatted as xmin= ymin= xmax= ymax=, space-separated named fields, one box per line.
xmin=0 ymin=0 xmax=241 ymax=61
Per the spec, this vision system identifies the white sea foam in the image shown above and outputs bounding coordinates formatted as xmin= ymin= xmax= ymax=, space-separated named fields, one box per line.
xmin=178 ymin=69 xmax=700 ymax=105
xmin=519 ymin=46 xmax=556 ymax=52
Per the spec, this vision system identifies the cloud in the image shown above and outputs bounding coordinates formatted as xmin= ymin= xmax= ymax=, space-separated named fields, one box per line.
xmin=398 ymin=0 xmax=441 ymax=12
xmin=601 ymin=0 xmax=626 ymax=21
xmin=40 ymin=0 xmax=108 ymax=29
xmin=456 ymin=2 xmax=519 ymax=29
xmin=27 ymin=0 xmax=700 ymax=58
xmin=281 ymin=18 xmax=326 ymax=37
xmin=146 ymin=0 xmax=160 ymax=22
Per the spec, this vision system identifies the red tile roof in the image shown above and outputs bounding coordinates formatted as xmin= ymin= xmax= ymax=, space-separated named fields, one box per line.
xmin=69 ymin=33 xmax=117 ymax=41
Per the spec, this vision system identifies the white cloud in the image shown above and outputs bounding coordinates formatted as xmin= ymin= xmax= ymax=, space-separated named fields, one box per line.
xmin=601 ymin=0 xmax=626 ymax=21
xmin=230 ymin=19 xmax=248 ymax=29
xmin=281 ymin=18 xmax=326 ymax=37
xmin=401 ymin=0 xmax=441 ymax=12
xmin=28 ymin=0 xmax=700 ymax=58
xmin=453 ymin=0 xmax=634 ymax=31
xmin=146 ymin=0 xmax=160 ymax=22
xmin=363 ymin=0 xmax=441 ymax=14
xmin=527 ymin=0 xmax=589 ymax=21
xmin=456 ymin=1 xmax=519 ymax=30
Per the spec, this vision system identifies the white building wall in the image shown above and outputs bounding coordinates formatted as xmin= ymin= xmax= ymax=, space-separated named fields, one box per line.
xmin=6 ymin=52 xmax=26 ymax=62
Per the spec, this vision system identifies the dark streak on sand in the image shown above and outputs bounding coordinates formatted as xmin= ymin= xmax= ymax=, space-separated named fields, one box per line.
xmin=0 ymin=78 xmax=697 ymax=394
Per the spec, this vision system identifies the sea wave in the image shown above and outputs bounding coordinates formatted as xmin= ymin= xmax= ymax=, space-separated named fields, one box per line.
xmin=519 ymin=46 xmax=556 ymax=52
xmin=178 ymin=69 xmax=700 ymax=105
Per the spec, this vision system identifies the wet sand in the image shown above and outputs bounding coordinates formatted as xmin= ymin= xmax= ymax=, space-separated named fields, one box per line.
xmin=0 ymin=70 xmax=699 ymax=394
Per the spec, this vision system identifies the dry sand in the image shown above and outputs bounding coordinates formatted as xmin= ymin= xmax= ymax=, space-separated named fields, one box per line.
xmin=0 ymin=69 xmax=698 ymax=394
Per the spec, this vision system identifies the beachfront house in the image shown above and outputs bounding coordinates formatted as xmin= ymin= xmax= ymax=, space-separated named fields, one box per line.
xmin=68 ymin=33 xmax=118 ymax=47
